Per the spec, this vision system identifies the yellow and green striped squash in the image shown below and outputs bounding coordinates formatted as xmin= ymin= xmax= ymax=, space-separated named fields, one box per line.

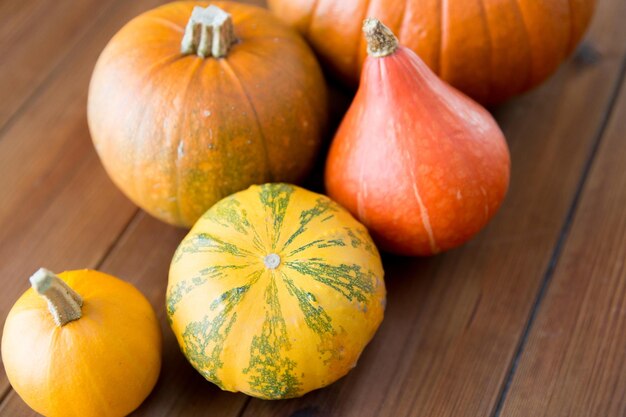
xmin=167 ymin=183 xmax=385 ymax=399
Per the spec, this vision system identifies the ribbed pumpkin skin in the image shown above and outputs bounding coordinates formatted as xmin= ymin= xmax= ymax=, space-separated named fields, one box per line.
xmin=267 ymin=0 xmax=596 ymax=103
xmin=1 ymin=270 xmax=162 ymax=417
xmin=167 ymin=183 xmax=385 ymax=399
xmin=88 ymin=2 xmax=327 ymax=227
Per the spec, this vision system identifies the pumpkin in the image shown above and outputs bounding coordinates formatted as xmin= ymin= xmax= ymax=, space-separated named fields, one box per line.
xmin=325 ymin=20 xmax=511 ymax=256
xmin=267 ymin=0 xmax=596 ymax=103
xmin=2 ymin=268 xmax=161 ymax=417
xmin=167 ymin=183 xmax=385 ymax=399
xmin=1 ymin=269 xmax=161 ymax=417
xmin=88 ymin=2 xmax=328 ymax=227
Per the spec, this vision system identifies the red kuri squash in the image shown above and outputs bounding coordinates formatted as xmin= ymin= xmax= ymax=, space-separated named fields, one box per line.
xmin=88 ymin=2 xmax=327 ymax=228
xmin=268 ymin=0 xmax=596 ymax=103
xmin=325 ymin=19 xmax=511 ymax=256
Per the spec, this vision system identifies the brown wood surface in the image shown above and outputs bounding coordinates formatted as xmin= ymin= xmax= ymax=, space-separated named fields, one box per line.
xmin=500 ymin=72 xmax=626 ymax=417
xmin=0 ymin=0 xmax=624 ymax=416
xmin=0 ymin=0 xmax=117 ymax=129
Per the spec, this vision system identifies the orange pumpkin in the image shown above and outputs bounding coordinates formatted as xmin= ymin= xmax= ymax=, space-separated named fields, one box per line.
xmin=267 ymin=0 xmax=596 ymax=103
xmin=325 ymin=20 xmax=510 ymax=256
xmin=88 ymin=2 xmax=327 ymax=227
xmin=1 ymin=269 xmax=161 ymax=417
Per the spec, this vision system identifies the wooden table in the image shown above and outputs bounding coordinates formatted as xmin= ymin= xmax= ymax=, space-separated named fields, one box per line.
xmin=1 ymin=0 xmax=625 ymax=416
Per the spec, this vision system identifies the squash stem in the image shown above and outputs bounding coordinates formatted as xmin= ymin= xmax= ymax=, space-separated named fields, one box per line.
xmin=363 ymin=18 xmax=399 ymax=58
xmin=30 ymin=268 xmax=83 ymax=327
xmin=181 ymin=5 xmax=236 ymax=58
xmin=264 ymin=254 xmax=281 ymax=270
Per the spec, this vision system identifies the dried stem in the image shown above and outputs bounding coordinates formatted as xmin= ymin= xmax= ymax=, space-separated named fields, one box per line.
xmin=181 ymin=5 xmax=236 ymax=58
xmin=30 ymin=268 xmax=83 ymax=327
xmin=363 ymin=18 xmax=399 ymax=58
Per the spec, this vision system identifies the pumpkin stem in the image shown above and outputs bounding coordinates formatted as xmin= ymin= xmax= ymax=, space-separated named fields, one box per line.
xmin=363 ymin=18 xmax=399 ymax=58
xmin=30 ymin=268 xmax=83 ymax=327
xmin=181 ymin=5 xmax=237 ymax=58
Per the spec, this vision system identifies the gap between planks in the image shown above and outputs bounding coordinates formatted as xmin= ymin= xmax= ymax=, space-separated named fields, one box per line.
xmin=94 ymin=209 xmax=142 ymax=270
xmin=0 ymin=0 xmax=120 ymax=140
xmin=491 ymin=55 xmax=626 ymax=417
xmin=0 ymin=385 xmax=10 ymax=410
xmin=236 ymin=398 xmax=253 ymax=417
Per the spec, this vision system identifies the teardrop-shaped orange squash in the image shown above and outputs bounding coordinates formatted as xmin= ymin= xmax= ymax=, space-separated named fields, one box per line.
xmin=325 ymin=19 xmax=511 ymax=256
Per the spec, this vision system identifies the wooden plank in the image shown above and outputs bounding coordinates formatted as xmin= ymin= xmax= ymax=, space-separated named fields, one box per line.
xmin=0 ymin=0 xmax=182 ymax=402
xmin=237 ymin=0 xmax=626 ymax=416
xmin=499 ymin=71 xmax=626 ymax=417
xmin=0 ymin=0 xmax=118 ymax=129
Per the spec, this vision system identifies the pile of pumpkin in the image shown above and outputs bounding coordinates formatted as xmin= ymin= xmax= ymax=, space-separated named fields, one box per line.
xmin=1 ymin=1 xmax=594 ymax=415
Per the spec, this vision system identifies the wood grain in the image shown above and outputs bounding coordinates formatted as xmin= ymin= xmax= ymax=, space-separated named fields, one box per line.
xmin=499 ymin=69 xmax=626 ymax=417
xmin=0 ymin=0 xmax=117 ymax=129
xmin=0 ymin=0 xmax=625 ymax=416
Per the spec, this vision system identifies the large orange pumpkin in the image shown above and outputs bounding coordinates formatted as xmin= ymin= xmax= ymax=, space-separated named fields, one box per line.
xmin=267 ymin=0 xmax=596 ymax=103
xmin=88 ymin=2 xmax=327 ymax=227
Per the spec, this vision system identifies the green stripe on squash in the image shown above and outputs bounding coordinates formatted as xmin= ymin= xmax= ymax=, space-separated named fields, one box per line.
xmin=167 ymin=183 xmax=386 ymax=399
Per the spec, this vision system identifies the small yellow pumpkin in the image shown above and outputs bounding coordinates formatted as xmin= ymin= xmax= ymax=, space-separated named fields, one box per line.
xmin=1 ymin=269 xmax=162 ymax=417
xmin=167 ymin=183 xmax=386 ymax=399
